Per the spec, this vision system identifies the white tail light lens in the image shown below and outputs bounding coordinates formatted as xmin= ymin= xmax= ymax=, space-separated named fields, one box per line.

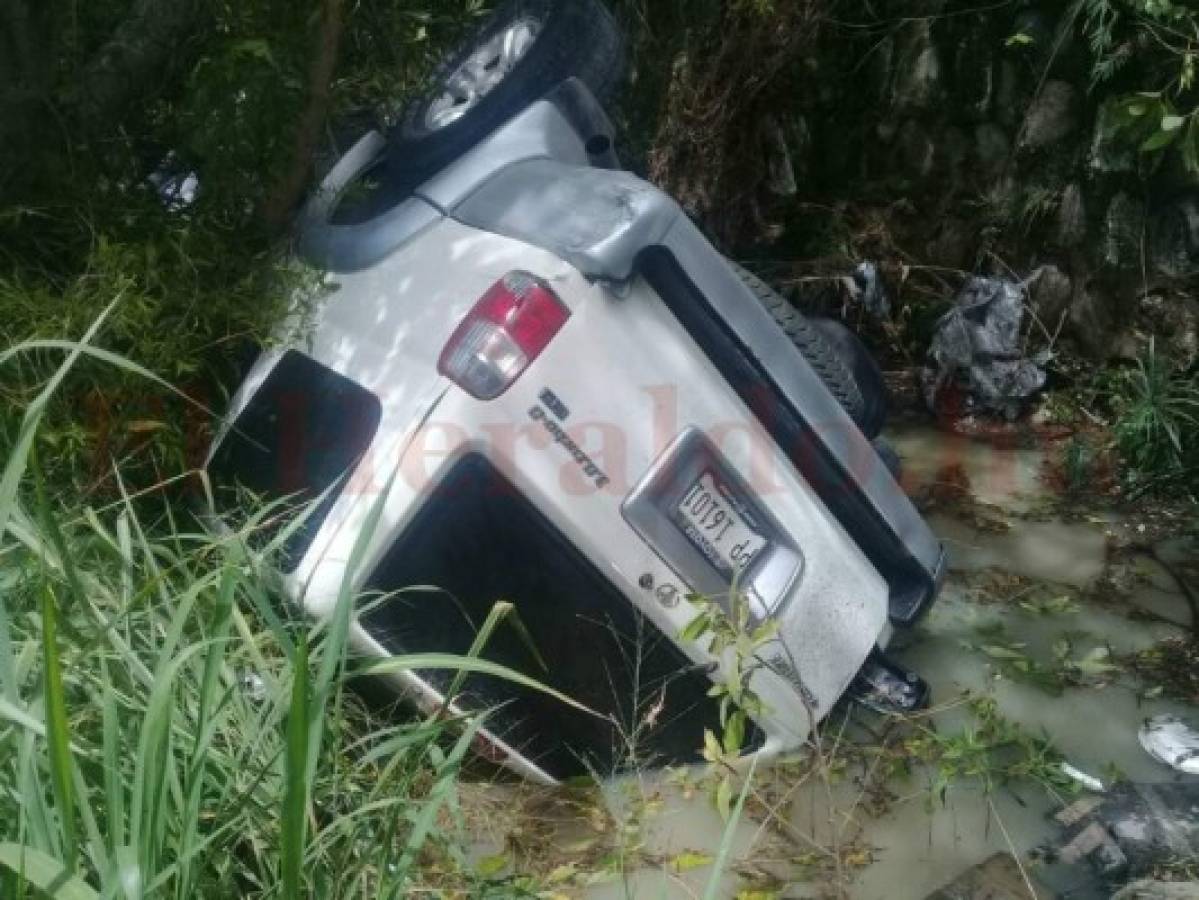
xmin=438 ymin=271 xmax=570 ymax=399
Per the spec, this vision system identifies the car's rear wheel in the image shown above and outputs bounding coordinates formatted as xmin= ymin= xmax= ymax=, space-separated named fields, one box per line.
xmin=391 ymin=0 xmax=625 ymax=175
xmin=729 ymin=261 xmax=888 ymax=439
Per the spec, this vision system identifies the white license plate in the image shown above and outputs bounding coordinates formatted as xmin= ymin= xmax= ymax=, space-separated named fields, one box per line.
xmin=675 ymin=471 xmax=767 ymax=577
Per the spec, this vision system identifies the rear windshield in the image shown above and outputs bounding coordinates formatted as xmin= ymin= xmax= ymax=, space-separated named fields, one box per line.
xmin=207 ymin=350 xmax=382 ymax=571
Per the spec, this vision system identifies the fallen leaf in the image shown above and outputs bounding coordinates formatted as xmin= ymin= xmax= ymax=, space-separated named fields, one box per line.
xmin=670 ymin=851 xmax=715 ymax=872
xmin=474 ymin=853 xmax=509 ymax=878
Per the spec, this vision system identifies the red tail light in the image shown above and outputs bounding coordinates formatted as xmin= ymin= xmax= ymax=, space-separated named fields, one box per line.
xmin=438 ymin=272 xmax=570 ymax=400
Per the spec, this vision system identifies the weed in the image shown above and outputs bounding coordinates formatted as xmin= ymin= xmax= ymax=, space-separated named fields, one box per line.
xmin=903 ymin=697 xmax=1078 ymax=802
xmin=1109 ymin=340 xmax=1199 ymax=495
xmin=1063 ymin=435 xmax=1098 ymax=494
xmin=968 ymin=621 xmax=1121 ymax=695
xmin=682 ymin=590 xmax=778 ymax=819
xmin=1126 ymin=636 xmax=1199 ymax=702
xmin=1077 ymin=0 xmax=1199 ymax=177
xmin=0 ymin=327 xmax=584 ymax=898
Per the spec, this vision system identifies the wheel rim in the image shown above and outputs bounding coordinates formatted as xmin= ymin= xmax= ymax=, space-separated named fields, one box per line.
xmin=423 ymin=17 xmax=541 ymax=131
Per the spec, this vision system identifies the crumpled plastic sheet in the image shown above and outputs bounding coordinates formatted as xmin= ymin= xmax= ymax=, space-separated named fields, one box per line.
xmin=851 ymin=261 xmax=890 ymax=319
xmin=922 ymin=276 xmax=1049 ymax=420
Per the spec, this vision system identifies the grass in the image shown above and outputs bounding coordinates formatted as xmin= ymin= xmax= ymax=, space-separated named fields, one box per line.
xmin=0 ymin=326 xmax=599 ymax=898
xmin=1110 ymin=340 xmax=1199 ymax=497
xmin=0 ymin=320 xmax=766 ymax=899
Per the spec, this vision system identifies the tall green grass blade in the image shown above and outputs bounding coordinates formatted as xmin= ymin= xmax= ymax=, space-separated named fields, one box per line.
xmin=0 ymin=844 xmax=98 ymax=900
xmin=41 ymin=583 xmax=77 ymax=868
xmin=99 ymin=659 xmax=126 ymax=860
xmin=0 ymin=585 xmax=14 ymax=702
xmin=175 ymin=569 xmax=237 ymax=900
xmin=0 ymin=339 xmax=220 ymax=422
xmin=17 ymin=726 xmax=55 ymax=854
xmin=70 ymin=757 xmax=107 ymax=887
xmin=702 ymin=758 xmax=758 ymax=900
xmin=281 ymin=631 xmax=310 ymax=900
xmin=0 ymin=301 xmax=116 ymax=542
xmin=32 ymin=445 xmax=86 ymax=618
xmin=436 ymin=600 xmax=549 ymax=716
xmin=362 ymin=654 xmax=595 ymax=715
xmin=304 ymin=465 xmax=401 ymax=789
xmin=389 ymin=715 xmax=487 ymax=896
xmin=129 ymin=644 xmax=208 ymax=883
xmin=0 ymin=696 xmax=47 ymax=737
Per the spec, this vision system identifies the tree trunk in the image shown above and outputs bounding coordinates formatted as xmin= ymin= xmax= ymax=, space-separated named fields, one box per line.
xmin=260 ymin=0 xmax=346 ymax=235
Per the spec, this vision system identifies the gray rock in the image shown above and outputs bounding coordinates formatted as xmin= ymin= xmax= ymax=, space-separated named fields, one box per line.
xmin=1044 ymin=783 xmax=1199 ymax=887
xmin=1104 ymin=192 xmax=1147 ymax=269
xmin=869 ymin=34 xmax=896 ymax=106
xmin=1112 ymin=882 xmax=1199 ymax=900
xmin=950 ymin=30 xmax=995 ymax=120
xmin=1028 ymin=264 xmax=1073 ymax=327
xmin=1150 ymin=193 xmax=1199 ymax=278
xmin=1091 ymin=97 xmax=1139 ymax=175
xmin=928 ymin=217 xmax=974 ymax=270
xmin=892 ymin=21 xmax=942 ymax=112
xmin=897 ymin=118 xmax=937 ymax=179
xmin=1055 ymin=183 xmax=1087 ymax=247
xmin=763 ymin=116 xmax=798 ymax=197
xmin=995 ymin=60 xmax=1028 ymax=129
xmin=939 ymin=125 xmax=971 ymax=177
xmin=1018 ymin=80 xmax=1079 ymax=151
xmin=1138 ymin=290 xmax=1199 ymax=365
xmin=975 ymin=123 xmax=1011 ymax=176
xmin=924 ymin=853 xmax=1051 ymax=899
xmin=1069 ymin=284 xmax=1116 ymax=357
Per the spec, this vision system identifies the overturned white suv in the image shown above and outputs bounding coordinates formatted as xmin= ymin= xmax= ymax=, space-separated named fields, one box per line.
xmin=205 ymin=0 xmax=945 ymax=783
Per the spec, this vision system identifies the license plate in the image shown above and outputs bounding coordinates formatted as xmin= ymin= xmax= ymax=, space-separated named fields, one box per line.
xmin=674 ymin=471 xmax=767 ymax=578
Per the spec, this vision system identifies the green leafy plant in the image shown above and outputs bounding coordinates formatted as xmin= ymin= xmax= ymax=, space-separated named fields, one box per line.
xmin=0 ymin=326 xmax=589 ymax=898
xmin=681 ymin=591 xmax=778 ymax=818
xmin=1101 ymin=92 xmax=1199 ymax=177
xmin=1080 ymin=0 xmax=1199 ymax=177
xmin=1110 ymin=340 xmax=1199 ymax=494
xmin=904 ymin=697 xmax=1078 ymax=802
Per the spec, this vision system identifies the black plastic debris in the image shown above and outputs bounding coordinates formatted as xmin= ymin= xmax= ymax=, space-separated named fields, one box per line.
xmin=1035 ymin=782 xmax=1199 ymax=898
xmin=922 ymin=276 xmax=1049 ymax=420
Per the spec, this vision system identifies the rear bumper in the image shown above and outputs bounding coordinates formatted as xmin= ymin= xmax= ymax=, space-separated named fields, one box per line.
xmin=435 ymin=102 xmax=945 ymax=624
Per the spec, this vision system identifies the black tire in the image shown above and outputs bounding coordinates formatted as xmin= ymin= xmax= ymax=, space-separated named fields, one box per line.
xmin=729 ymin=262 xmax=888 ymax=439
xmin=808 ymin=318 xmax=888 ymax=439
xmin=392 ymin=0 xmax=625 ymax=174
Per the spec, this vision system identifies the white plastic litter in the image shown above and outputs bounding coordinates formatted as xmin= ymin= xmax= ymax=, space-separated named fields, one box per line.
xmin=239 ymin=670 xmax=268 ymax=704
xmin=1060 ymin=762 xmax=1106 ymax=792
xmin=1139 ymin=715 xmax=1199 ymax=775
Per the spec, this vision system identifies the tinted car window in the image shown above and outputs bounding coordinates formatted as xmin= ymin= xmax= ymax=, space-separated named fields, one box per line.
xmin=208 ymin=350 xmax=381 ymax=572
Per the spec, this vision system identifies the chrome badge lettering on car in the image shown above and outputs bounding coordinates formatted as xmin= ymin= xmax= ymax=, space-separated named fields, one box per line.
xmin=528 ymin=397 xmax=610 ymax=490
xmin=766 ymin=651 xmax=820 ymax=712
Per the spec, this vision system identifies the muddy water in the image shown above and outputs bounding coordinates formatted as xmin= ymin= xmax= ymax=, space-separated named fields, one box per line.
xmin=464 ymin=426 xmax=1197 ymax=899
